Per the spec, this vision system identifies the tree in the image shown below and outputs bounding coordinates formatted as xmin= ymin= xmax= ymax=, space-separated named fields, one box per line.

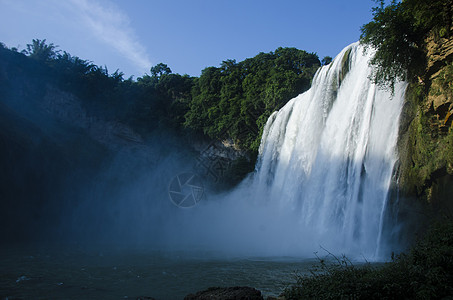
xmin=184 ymin=48 xmax=320 ymax=151
xmin=322 ymin=56 xmax=332 ymax=65
xmin=404 ymin=0 xmax=453 ymax=38
xmin=150 ymin=63 xmax=172 ymax=77
xmin=24 ymin=39 xmax=59 ymax=61
xmin=360 ymin=0 xmax=453 ymax=88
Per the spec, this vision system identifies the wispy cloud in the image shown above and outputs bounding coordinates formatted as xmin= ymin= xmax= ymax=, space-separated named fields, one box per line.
xmin=66 ymin=0 xmax=151 ymax=74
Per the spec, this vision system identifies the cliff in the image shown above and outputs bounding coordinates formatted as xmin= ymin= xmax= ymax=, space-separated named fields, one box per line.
xmin=397 ymin=30 xmax=453 ymax=220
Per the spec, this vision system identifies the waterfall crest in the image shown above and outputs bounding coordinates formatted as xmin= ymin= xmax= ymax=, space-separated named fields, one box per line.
xmin=251 ymin=42 xmax=406 ymax=258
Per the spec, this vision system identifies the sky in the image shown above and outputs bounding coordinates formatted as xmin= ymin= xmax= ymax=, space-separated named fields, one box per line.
xmin=0 ymin=0 xmax=376 ymax=78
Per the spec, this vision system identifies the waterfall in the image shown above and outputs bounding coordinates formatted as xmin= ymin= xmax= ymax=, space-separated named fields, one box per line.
xmin=251 ymin=42 xmax=406 ymax=258
xmin=158 ymin=42 xmax=406 ymax=260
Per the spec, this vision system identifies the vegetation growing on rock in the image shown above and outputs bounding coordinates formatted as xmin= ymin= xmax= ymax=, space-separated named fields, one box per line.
xmin=360 ymin=0 xmax=453 ymax=89
xmin=1 ymin=40 xmax=320 ymax=155
xmin=185 ymin=48 xmax=320 ymax=152
xmin=283 ymin=219 xmax=453 ymax=299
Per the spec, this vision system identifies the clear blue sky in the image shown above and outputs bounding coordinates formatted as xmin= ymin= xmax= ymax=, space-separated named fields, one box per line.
xmin=0 ymin=0 xmax=375 ymax=78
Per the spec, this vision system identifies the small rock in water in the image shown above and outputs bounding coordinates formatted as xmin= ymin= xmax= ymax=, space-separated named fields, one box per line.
xmin=15 ymin=275 xmax=30 ymax=283
xmin=184 ymin=286 xmax=263 ymax=300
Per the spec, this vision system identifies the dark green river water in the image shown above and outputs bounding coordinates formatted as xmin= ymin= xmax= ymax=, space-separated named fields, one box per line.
xmin=0 ymin=245 xmax=317 ymax=299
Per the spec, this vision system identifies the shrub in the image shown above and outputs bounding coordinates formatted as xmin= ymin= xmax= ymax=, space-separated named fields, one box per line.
xmin=284 ymin=220 xmax=453 ymax=299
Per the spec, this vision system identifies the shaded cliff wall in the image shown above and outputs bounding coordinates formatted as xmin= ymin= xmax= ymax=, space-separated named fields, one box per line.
xmin=397 ymin=30 xmax=453 ymax=227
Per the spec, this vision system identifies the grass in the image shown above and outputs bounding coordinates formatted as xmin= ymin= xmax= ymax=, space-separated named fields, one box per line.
xmin=283 ymin=219 xmax=453 ymax=299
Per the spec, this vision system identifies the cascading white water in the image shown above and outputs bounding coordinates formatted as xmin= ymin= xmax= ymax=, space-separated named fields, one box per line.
xmin=252 ymin=42 xmax=406 ymax=258
xmin=158 ymin=42 xmax=406 ymax=260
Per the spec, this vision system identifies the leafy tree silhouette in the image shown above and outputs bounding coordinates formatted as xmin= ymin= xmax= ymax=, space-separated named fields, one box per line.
xmin=24 ymin=39 xmax=59 ymax=61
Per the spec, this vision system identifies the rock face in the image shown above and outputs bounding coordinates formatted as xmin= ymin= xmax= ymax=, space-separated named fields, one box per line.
xmin=43 ymin=85 xmax=145 ymax=150
xmin=397 ymin=29 xmax=453 ymax=223
xmin=191 ymin=136 xmax=256 ymax=189
xmin=425 ymin=33 xmax=453 ymax=133
xmin=184 ymin=287 xmax=264 ymax=300
xmin=426 ymin=33 xmax=453 ymax=79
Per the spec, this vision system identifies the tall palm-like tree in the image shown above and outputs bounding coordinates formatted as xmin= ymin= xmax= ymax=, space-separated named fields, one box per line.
xmin=24 ymin=39 xmax=59 ymax=61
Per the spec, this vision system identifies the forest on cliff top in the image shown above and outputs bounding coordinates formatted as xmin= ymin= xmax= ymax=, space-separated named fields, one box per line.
xmin=1 ymin=40 xmax=323 ymax=154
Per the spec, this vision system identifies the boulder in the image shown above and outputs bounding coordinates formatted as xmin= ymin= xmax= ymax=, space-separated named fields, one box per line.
xmin=184 ymin=286 xmax=263 ymax=300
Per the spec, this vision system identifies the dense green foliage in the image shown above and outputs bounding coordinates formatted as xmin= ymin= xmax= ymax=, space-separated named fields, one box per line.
xmin=185 ymin=48 xmax=320 ymax=151
xmin=1 ymin=39 xmax=320 ymax=153
xmin=360 ymin=0 xmax=453 ymax=88
xmin=0 ymin=40 xmax=195 ymax=136
xmin=284 ymin=219 xmax=453 ymax=299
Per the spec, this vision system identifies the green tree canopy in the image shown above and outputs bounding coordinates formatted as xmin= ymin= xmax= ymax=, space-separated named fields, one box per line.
xmin=24 ymin=39 xmax=59 ymax=62
xmin=2 ymin=39 xmax=321 ymax=155
xmin=360 ymin=0 xmax=453 ymax=88
xmin=322 ymin=56 xmax=332 ymax=65
xmin=184 ymin=47 xmax=320 ymax=151
xmin=150 ymin=63 xmax=172 ymax=77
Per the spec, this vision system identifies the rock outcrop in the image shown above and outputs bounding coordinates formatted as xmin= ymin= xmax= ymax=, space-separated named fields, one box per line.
xmin=397 ymin=29 xmax=453 ymax=221
xmin=425 ymin=32 xmax=453 ymax=134
xmin=43 ymin=85 xmax=145 ymax=150
xmin=184 ymin=287 xmax=264 ymax=300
